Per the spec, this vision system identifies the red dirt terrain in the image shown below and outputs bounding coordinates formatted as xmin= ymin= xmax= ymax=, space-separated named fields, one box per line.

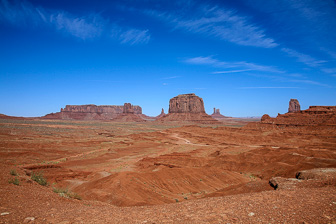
xmin=0 ymin=106 xmax=336 ymax=223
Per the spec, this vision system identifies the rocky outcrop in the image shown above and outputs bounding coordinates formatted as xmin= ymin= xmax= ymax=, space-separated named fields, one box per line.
xmin=262 ymin=106 xmax=336 ymax=126
xmin=211 ymin=108 xmax=227 ymax=119
xmin=261 ymin=114 xmax=272 ymax=122
xmin=296 ymin=168 xmax=336 ymax=183
xmin=269 ymin=168 xmax=336 ymax=190
xmin=246 ymin=105 xmax=336 ymax=130
xmin=288 ymin=99 xmax=300 ymax=113
xmin=158 ymin=93 xmax=218 ymax=124
xmin=43 ymin=104 xmax=142 ymax=120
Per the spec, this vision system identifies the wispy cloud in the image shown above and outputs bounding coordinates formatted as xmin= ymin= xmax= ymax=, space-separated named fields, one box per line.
xmin=288 ymin=79 xmax=330 ymax=87
xmin=117 ymin=28 xmax=150 ymax=45
xmin=0 ymin=0 xmax=150 ymax=44
xmin=239 ymin=87 xmax=300 ymax=89
xmin=146 ymin=5 xmax=277 ymax=48
xmin=250 ymin=73 xmax=330 ymax=87
xmin=162 ymin=76 xmax=181 ymax=79
xmin=184 ymin=56 xmax=283 ymax=73
xmin=321 ymin=68 xmax=336 ymax=75
xmin=281 ymin=47 xmax=336 ymax=76
xmin=212 ymin=69 xmax=254 ymax=74
xmin=50 ymin=12 xmax=103 ymax=40
xmin=245 ymin=0 xmax=336 ymax=71
xmin=281 ymin=48 xmax=326 ymax=68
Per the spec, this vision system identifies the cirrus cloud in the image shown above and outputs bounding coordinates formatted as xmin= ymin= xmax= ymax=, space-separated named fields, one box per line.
xmin=0 ymin=0 xmax=150 ymax=44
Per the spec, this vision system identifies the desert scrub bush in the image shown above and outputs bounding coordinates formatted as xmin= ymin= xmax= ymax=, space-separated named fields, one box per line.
xmin=10 ymin=169 xmax=18 ymax=176
xmin=8 ymin=177 xmax=20 ymax=185
xmin=53 ymin=187 xmax=82 ymax=200
xmin=31 ymin=171 xmax=47 ymax=186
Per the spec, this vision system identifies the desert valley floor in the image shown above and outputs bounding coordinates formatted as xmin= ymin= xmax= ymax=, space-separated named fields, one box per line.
xmin=0 ymin=118 xmax=335 ymax=223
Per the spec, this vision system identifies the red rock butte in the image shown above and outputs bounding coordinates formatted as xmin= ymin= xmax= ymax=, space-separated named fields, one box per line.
xmin=158 ymin=93 xmax=218 ymax=124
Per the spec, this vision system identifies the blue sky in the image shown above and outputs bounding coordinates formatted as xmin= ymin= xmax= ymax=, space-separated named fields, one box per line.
xmin=0 ymin=0 xmax=335 ymax=117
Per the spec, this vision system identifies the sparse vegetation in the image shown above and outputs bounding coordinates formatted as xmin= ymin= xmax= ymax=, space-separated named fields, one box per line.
xmin=10 ymin=169 xmax=18 ymax=176
xmin=31 ymin=171 xmax=48 ymax=186
xmin=53 ymin=187 xmax=82 ymax=200
xmin=8 ymin=177 xmax=20 ymax=185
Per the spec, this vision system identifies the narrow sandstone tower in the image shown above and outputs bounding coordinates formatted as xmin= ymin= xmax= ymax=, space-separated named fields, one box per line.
xmin=288 ymin=99 xmax=301 ymax=113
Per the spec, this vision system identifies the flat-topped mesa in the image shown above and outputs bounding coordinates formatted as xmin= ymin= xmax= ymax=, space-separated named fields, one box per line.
xmin=43 ymin=104 xmax=142 ymax=120
xmin=61 ymin=104 xmax=142 ymax=114
xmin=288 ymin=99 xmax=301 ymax=113
xmin=169 ymin=93 xmax=205 ymax=113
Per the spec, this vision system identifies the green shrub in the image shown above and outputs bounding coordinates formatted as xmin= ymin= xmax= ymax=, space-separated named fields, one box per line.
xmin=53 ymin=187 xmax=82 ymax=200
xmin=31 ymin=172 xmax=48 ymax=186
xmin=10 ymin=169 xmax=18 ymax=176
xmin=70 ymin=192 xmax=82 ymax=200
xmin=53 ymin=187 xmax=68 ymax=194
xmin=8 ymin=177 xmax=20 ymax=185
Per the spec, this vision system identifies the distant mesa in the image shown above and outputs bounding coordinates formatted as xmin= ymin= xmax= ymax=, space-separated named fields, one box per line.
xmin=211 ymin=108 xmax=228 ymax=119
xmin=288 ymin=99 xmax=301 ymax=113
xmin=42 ymin=104 xmax=144 ymax=121
xmin=158 ymin=93 xmax=218 ymax=124
xmin=0 ymin=113 xmax=27 ymax=120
